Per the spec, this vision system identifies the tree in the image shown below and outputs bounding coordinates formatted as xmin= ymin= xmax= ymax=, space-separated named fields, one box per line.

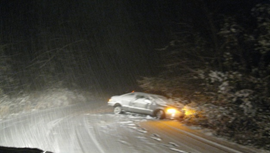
xmin=139 ymin=2 xmax=270 ymax=148
xmin=0 ymin=44 xmax=17 ymax=95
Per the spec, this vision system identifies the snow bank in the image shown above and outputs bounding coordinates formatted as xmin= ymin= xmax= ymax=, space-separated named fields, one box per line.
xmin=0 ymin=88 xmax=92 ymax=120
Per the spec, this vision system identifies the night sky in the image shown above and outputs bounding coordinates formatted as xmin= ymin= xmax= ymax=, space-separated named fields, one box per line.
xmin=0 ymin=0 xmax=265 ymax=94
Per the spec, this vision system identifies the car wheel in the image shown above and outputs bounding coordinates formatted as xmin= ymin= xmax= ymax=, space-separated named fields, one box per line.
xmin=156 ymin=110 xmax=165 ymax=120
xmin=114 ymin=106 xmax=122 ymax=114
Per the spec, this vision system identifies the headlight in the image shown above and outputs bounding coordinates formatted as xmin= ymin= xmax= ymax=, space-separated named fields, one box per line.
xmin=166 ymin=108 xmax=177 ymax=114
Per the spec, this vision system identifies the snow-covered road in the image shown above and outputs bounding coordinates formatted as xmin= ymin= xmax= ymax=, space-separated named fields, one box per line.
xmin=0 ymin=101 xmax=266 ymax=153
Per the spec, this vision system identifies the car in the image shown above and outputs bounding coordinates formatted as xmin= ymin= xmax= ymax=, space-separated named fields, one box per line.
xmin=108 ymin=92 xmax=184 ymax=119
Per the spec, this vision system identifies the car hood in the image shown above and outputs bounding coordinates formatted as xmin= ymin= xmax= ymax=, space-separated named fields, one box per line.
xmin=154 ymin=98 xmax=169 ymax=107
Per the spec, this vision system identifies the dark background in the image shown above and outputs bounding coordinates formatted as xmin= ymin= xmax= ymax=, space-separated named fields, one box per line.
xmin=0 ymin=0 xmax=266 ymax=95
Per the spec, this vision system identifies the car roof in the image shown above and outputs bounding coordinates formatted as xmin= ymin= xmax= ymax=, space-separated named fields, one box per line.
xmin=127 ymin=92 xmax=166 ymax=98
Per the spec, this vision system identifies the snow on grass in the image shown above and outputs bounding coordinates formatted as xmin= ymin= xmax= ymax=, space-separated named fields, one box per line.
xmin=0 ymin=88 xmax=93 ymax=120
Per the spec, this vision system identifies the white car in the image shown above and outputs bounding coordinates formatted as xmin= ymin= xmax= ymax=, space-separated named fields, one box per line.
xmin=108 ymin=92 xmax=184 ymax=119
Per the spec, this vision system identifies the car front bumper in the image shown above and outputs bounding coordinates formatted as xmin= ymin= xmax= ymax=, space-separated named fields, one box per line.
xmin=165 ymin=111 xmax=184 ymax=119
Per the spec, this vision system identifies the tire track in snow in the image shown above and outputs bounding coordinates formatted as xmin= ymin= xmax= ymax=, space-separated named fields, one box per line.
xmin=136 ymin=121 xmax=199 ymax=153
xmin=160 ymin=121 xmax=244 ymax=153
xmin=138 ymin=120 xmax=258 ymax=153
xmin=82 ymin=116 xmax=106 ymax=153
xmin=127 ymin=120 xmax=190 ymax=153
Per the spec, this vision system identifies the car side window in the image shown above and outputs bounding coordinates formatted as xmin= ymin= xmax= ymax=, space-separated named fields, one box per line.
xmin=136 ymin=95 xmax=144 ymax=99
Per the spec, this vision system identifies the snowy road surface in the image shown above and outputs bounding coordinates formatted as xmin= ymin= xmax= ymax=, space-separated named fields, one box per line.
xmin=0 ymin=101 xmax=265 ymax=153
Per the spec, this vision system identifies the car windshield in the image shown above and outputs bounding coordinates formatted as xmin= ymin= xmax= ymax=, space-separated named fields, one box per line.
xmin=121 ymin=93 xmax=134 ymax=97
xmin=152 ymin=95 xmax=168 ymax=105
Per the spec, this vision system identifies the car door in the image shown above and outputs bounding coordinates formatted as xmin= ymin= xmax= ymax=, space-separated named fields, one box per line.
xmin=128 ymin=94 xmax=143 ymax=113
xmin=120 ymin=93 xmax=136 ymax=111
xmin=142 ymin=96 xmax=154 ymax=114
xmin=131 ymin=95 xmax=152 ymax=114
xmin=127 ymin=94 xmax=138 ymax=112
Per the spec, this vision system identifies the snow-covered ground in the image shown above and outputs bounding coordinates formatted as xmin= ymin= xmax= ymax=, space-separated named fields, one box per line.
xmin=0 ymin=101 xmax=269 ymax=153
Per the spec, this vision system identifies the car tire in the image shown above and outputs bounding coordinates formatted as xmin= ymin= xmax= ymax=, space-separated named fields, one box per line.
xmin=156 ymin=110 xmax=165 ymax=120
xmin=114 ymin=106 xmax=122 ymax=114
